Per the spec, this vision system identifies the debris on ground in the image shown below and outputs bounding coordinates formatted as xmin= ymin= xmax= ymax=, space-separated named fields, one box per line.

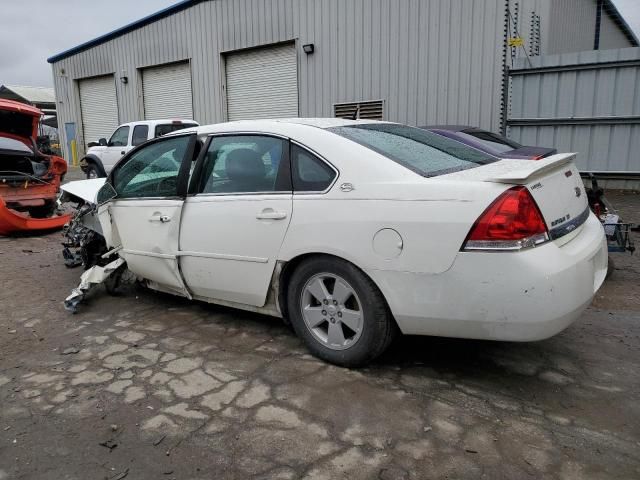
xmin=61 ymin=347 xmax=80 ymax=355
xmin=98 ymin=439 xmax=118 ymax=451
xmin=64 ymin=258 xmax=125 ymax=313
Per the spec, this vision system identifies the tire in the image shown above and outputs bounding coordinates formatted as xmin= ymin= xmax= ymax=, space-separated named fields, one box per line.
xmin=85 ymin=163 xmax=101 ymax=179
xmin=606 ymin=255 xmax=615 ymax=280
xmin=287 ymin=256 xmax=397 ymax=367
xmin=28 ymin=202 xmax=56 ymax=218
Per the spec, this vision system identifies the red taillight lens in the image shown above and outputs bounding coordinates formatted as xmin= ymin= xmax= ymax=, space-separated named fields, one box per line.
xmin=463 ymin=186 xmax=549 ymax=251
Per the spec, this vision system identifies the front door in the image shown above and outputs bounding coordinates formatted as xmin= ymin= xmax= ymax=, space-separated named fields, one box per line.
xmin=179 ymin=134 xmax=292 ymax=306
xmin=102 ymin=125 xmax=131 ymax=172
xmin=104 ymin=133 xmax=197 ymax=297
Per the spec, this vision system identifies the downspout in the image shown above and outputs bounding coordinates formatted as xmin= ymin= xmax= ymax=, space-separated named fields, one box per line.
xmin=500 ymin=0 xmax=510 ymax=135
xmin=594 ymin=0 xmax=604 ymax=50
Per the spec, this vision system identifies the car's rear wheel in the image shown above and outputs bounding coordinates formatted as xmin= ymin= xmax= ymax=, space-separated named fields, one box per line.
xmin=86 ymin=163 xmax=100 ymax=179
xmin=287 ymin=256 xmax=396 ymax=367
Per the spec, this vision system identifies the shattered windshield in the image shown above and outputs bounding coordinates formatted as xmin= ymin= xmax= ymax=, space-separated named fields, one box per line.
xmin=328 ymin=123 xmax=497 ymax=177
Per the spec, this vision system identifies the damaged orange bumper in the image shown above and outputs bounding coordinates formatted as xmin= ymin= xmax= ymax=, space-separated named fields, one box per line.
xmin=0 ymin=196 xmax=71 ymax=235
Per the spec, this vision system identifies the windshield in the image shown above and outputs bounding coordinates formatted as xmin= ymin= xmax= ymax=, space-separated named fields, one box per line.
xmin=328 ymin=123 xmax=496 ymax=177
xmin=461 ymin=129 xmax=522 ymax=153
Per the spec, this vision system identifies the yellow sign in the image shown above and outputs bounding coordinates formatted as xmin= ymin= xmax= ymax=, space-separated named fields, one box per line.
xmin=508 ymin=37 xmax=524 ymax=47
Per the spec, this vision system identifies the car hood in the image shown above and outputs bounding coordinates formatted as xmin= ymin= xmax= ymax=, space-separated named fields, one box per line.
xmin=60 ymin=178 xmax=106 ymax=204
xmin=0 ymin=99 xmax=41 ymax=142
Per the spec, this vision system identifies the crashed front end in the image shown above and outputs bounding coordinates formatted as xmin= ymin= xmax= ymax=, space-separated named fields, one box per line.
xmin=60 ymin=178 xmax=131 ymax=312
xmin=0 ymin=99 xmax=69 ymax=234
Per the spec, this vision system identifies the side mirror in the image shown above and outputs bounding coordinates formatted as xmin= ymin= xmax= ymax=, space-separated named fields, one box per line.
xmin=98 ymin=138 xmax=108 ymax=146
xmin=96 ymin=182 xmax=117 ymax=205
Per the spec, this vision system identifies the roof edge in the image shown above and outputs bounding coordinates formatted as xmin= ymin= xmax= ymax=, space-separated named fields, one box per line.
xmin=47 ymin=0 xmax=203 ymax=64
xmin=604 ymin=0 xmax=640 ymax=47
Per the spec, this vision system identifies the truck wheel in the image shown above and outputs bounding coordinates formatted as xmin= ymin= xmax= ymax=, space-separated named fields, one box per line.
xmin=86 ymin=163 xmax=101 ymax=179
xmin=287 ymin=256 xmax=397 ymax=367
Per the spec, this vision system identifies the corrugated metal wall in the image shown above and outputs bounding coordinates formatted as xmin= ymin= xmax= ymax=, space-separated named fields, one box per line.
xmin=507 ymin=47 xmax=640 ymax=173
xmin=51 ymin=0 xmax=508 ymax=157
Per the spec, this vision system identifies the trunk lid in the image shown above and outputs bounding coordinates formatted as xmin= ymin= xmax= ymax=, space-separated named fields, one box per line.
xmin=0 ymin=99 xmax=41 ymax=142
xmin=447 ymin=153 xmax=589 ymax=240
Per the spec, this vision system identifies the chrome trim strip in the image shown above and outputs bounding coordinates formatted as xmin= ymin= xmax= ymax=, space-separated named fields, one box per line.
xmin=121 ymin=249 xmax=176 ymax=259
xmin=177 ymin=251 xmax=268 ymax=263
xmin=548 ymin=207 xmax=591 ymax=240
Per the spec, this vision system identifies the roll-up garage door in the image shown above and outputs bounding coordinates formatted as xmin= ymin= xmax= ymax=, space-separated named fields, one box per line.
xmin=225 ymin=43 xmax=298 ymax=120
xmin=79 ymin=75 xmax=119 ymax=145
xmin=142 ymin=62 xmax=193 ymax=120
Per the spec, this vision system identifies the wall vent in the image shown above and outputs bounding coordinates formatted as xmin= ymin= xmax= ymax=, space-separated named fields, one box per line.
xmin=334 ymin=100 xmax=384 ymax=120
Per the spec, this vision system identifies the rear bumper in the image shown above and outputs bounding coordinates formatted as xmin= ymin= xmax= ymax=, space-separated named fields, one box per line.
xmin=0 ymin=196 xmax=71 ymax=235
xmin=367 ymin=212 xmax=608 ymax=341
xmin=0 ymin=181 xmax=59 ymax=209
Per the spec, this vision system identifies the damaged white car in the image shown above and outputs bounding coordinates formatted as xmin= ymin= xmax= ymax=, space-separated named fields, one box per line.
xmin=61 ymin=119 xmax=608 ymax=367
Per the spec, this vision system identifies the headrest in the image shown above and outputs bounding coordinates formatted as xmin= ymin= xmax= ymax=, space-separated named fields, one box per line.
xmin=226 ymin=148 xmax=266 ymax=183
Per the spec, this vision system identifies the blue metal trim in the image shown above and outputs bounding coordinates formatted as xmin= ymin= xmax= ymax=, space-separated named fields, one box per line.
xmin=47 ymin=0 xmax=202 ymax=64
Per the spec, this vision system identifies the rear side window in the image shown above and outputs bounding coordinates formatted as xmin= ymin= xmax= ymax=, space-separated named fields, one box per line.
xmin=155 ymin=123 xmax=198 ymax=137
xmin=132 ymin=125 xmax=149 ymax=146
xmin=291 ymin=144 xmax=336 ymax=192
xmin=198 ymin=135 xmax=290 ymax=194
xmin=328 ymin=124 xmax=496 ymax=177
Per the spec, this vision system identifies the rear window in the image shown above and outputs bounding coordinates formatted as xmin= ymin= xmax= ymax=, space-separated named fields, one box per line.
xmin=0 ymin=137 xmax=32 ymax=153
xmin=155 ymin=123 xmax=198 ymax=137
xmin=461 ymin=129 xmax=521 ymax=153
xmin=328 ymin=124 xmax=496 ymax=177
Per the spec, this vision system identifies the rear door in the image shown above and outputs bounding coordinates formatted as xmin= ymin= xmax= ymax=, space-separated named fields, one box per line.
xmin=105 ymin=133 xmax=197 ymax=297
xmin=179 ymin=134 xmax=292 ymax=306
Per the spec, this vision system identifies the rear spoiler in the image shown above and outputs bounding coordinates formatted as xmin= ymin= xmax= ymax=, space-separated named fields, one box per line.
xmin=486 ymin=153 xmax=576 ymax=184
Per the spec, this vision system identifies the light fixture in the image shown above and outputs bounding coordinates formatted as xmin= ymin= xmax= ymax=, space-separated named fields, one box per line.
xmin=120 ymin=76 xmax=128 ymax=84
xmin=302 ymin=43 xmax=315 ymax=54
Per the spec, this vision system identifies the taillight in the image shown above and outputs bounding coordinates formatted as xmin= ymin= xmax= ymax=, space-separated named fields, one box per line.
xmin=462 ymin=186 xmax=549 ymax=251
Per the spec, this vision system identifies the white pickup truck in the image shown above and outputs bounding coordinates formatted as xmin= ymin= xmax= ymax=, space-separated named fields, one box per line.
xmin=81 ymin=119 xmax=198 ymax=178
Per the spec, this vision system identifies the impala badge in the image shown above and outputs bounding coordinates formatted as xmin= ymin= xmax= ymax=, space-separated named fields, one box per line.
xmin=340 ymin=183 xmax=355 ymax=192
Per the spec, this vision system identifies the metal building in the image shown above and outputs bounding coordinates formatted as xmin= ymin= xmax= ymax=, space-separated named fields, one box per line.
xmin=48 ymin=0 xmax=637 ymax=164
xmin=48 ymin=0 xmax=510 ymax=159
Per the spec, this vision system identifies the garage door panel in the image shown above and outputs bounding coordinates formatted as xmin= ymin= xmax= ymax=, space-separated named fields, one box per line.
xmin=226 ymin=43 xmax=298 ymax=121
xmin=142 ymin=62 xmax=193 ymax=120
xmin=79 ymin=75 xmax=119 ymax=145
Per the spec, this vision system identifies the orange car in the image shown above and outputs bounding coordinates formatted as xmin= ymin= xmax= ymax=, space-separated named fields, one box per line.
xmin=0 ymin=99 xmax=70 ymax=234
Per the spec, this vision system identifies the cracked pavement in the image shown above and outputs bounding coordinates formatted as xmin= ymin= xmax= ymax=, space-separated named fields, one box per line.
xmin=1 ymin=181 xmax=639 ymax=479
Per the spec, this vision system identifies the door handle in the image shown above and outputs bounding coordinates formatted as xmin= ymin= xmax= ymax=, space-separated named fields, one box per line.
xmin=149 ymin=214 xmax=171 ymax=223
xmin=256 ymin=208 xmax=287 ymax=220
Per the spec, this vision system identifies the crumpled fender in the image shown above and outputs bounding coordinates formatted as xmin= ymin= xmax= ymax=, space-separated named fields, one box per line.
xmin=0 ymin=197 xmax=71 ymax=236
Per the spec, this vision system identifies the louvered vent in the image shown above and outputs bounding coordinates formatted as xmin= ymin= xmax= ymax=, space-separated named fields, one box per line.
xmin=334 ymin=100 xmax=384 ymax=120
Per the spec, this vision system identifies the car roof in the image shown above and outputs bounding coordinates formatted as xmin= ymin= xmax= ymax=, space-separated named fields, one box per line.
xmin=119 ymin=118 xmax=199 ymax=128
xmin=421 ymin=125 xmax=477 ymax=132
xmin=182 ymin=118 xmax=392 ymax=137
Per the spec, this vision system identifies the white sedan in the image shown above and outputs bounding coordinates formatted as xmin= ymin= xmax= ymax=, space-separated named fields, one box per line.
xmin=80 ymin=118 xmax=607 ymax=366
